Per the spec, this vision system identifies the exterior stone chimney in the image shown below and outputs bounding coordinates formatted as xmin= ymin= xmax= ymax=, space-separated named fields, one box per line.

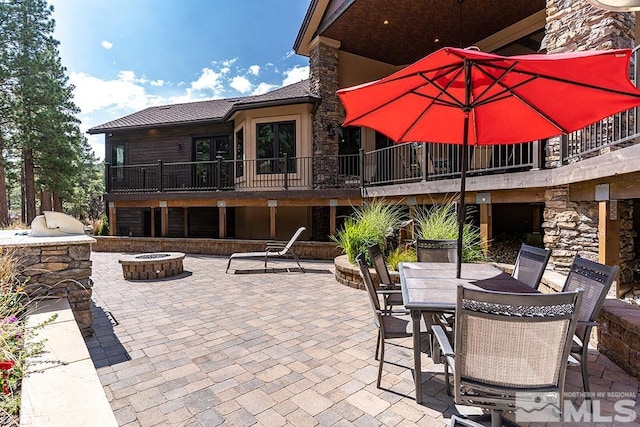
xmin=309 ymin=36 xmax=341 ymax=188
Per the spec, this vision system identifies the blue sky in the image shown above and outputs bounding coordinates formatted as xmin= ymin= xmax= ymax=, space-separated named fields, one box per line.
xmin=48 ymin=0 xmax=311 ymax=159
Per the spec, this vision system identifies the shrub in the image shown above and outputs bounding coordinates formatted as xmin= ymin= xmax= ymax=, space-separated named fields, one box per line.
xmin=414 ymin=202 xmax=487 ymax=263
xmin=331 ymin=200 xmax=405 ymax=265
xmin=386 ymin=246 xmax=416 ymax=271
xmin=96 ymin=214 xmax=109 ymax=236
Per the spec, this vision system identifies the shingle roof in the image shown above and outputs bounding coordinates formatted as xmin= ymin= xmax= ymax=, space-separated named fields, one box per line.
xmin=88 ymin=79 xmax=318 ymax=134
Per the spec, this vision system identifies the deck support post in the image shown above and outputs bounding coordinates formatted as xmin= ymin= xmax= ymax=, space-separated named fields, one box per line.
xmin=269 ymin=203 xmax=277 ymax=240
xmin=599 ymin=200 xmax=621 ymax=295
xmin=108 ymin=202 xmax=116 ymax=236
xmin=479 ymin=203 xmax=492 ymax=256
xmin=160 ymin=202 xmax=168 ymax=237
xmin=219 ymin=206 xmax=227 ymax=238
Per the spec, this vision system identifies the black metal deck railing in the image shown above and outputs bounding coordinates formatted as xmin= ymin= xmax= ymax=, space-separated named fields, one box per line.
xmin=105 ymin=141 xmax=537 ymax=194
xmin=105 ymin=154 xmax=363 ymax=193
xmin=362 ymin=141 xmax=535 ymax=186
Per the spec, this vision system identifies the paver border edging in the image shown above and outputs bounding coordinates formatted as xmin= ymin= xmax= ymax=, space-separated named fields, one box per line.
xmin=20 ymin=298 xmax=117 ymax=427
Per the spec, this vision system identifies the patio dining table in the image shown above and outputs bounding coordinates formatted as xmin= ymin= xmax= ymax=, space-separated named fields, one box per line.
xmin=398 ymin=262 xmax=539 ymax=403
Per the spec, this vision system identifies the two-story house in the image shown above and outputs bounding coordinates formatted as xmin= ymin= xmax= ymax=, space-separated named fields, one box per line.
xmin=89 ymin=0 xmax=640 ymax=290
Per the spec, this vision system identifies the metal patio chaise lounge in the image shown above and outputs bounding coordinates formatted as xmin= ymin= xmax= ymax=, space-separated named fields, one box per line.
xmin=225 ymin=226 xmax=306 ymax=273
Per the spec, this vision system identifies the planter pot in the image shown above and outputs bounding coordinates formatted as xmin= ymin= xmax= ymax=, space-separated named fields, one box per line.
xmin=415 ymin=239 xmax=457 ymax=263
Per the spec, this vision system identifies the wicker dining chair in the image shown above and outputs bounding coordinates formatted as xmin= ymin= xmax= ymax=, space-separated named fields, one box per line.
xmin=356 ymin=254 xmax=425 ymax=388
xmin=561 ymin=256 xmax=619 ymax=398
xmin=432 ymin=285 xmax=583 ymax=427
xmin=367 ymin=243 xmax=403 ymax=308
xmin=511 ymin=244 xmax=551 ymax=289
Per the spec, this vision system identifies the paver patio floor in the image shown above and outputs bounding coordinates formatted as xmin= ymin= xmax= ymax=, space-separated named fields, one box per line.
xmin=86 ymin=252 xmax=640 ymax=426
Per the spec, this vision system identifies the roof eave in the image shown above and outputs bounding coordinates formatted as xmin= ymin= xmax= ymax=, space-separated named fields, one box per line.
xmin=293 ymin=0 xmax=333 ymax=56
xmin=86 ymin=116 xmax=228 ymax=135
xmin=226 ymin=96 xmax=321 ymax=119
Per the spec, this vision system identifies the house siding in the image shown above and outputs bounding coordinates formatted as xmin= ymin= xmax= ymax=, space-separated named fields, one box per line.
xmin=106 ymin=122 xmax=234 ymax=166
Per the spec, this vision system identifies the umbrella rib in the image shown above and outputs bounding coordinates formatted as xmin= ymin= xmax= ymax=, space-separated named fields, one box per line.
xmin=471 ymin=64 xmax=572 ymax=133
xmin=471 ymin=64 xmax=538 ymax=106
xmin=397 ymin=68 xmax=467 ymax=141
xmin=471 ymin=61 xmax=519 ymax=104
xmin=487 ymin=62 xmax=640 ymax=98
xmin=417 ymin=69 xmax=465 ymax=108
xmin=342 ymin=66 xmax=463 ymax=125
xmin=411 ymin=92 xmax=461 ymax=108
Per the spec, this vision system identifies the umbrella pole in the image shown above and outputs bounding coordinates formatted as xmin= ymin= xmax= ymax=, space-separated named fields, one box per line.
xmin=456 ymin=114 xmax=469 ymax=279
xmin=457 ymin=59 xmax=472 ymax=279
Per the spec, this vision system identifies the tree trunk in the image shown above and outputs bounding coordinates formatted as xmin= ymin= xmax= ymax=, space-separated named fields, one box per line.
xmin=40 ymin=190 xmax=52 ymax=212
xmin=0 ymin=134 xmax=10 ymax=227
xmin=23 ymin=147 xmax=36 ymax=223
xmin=53 ymin=192 xmax=62 ymax=212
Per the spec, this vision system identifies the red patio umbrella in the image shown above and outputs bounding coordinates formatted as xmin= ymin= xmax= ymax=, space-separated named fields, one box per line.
xmin=337 ymin=47 xmax=640 ymax=278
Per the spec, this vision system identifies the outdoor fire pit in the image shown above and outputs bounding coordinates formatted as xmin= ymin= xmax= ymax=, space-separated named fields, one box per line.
xmin=118 ymin=252 xmax=185 ymax=280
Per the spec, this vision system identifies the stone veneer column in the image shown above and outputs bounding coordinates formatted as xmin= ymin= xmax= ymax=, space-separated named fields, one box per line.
xmin=309 ymin=36 xmax=341 ymax=189
xmin=542 ymin=186 xmax=599 ymax=270
xmin=4 ymin=238 xmax=95 ymax=336
xmin=618 ymin=200 xmax=635 ymax=284
xmin=541 ymin=1 xmax=635 ymax=273
xmin=544 ymin=193 xmax=636 ymax=285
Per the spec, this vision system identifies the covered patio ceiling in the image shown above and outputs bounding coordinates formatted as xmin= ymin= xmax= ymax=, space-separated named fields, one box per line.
xmin=313 ymin=0 xmax=546 ymax=65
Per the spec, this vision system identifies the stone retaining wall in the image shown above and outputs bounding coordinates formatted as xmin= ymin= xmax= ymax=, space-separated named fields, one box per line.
xmin=334 ymin=254 xmax=399 ymax=289
xmin=598 ymin=299 xmax=640 ymax=380
xmin=1 ymin=235 xmax=95 ymax=336
xmin=92 ymin=236 xmax=342 ymax=260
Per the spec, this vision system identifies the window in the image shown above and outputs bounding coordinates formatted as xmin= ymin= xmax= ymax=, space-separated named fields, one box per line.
xmin=236 ymin=128 xmax=244 ymax=178
xmin=339 ymin=126 xmax=361 ymax=176
xmin=256 ymin=121 xmax=296 ymax=174
xmin=111 ymin=142 xmax=125 ymax=182
xmin=192 ymin=136 xmax=231 ymax=189
xmin=112 ymin=143 xmax=125 ymax=166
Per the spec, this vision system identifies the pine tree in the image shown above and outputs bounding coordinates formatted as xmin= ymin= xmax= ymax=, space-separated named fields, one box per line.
xmin=0 ymin=0 xmax=101 ymax=223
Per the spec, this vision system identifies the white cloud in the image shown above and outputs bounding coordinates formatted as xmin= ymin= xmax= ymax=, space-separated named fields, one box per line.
xmin=116 ymin=70 xmax=154 ymax=85
xmin=117 ymin=70 xmax=136 ymax=82
xmin=252 ymin=82 xmax=278 ymax=95
xmin=101 ymin=40 xmax=113 ymax=50
xmin=284 ymin=50 xmax=295 ymax=59
xmin=190 ymin=68 xmax=225 ymax=96
xmin=282 ymin=65 xmax=309 ymax=86
xmin=221 ymin=58 xmax=238 ymax=67
xmin=248 ymin=65 xmax=260 ymax=76
xmin=70 ymin=71 xmax=152 ymax=114
xmin=150 ymin=79 xmax=164 ymax=87
xmin=230 ymin=76 xmax=252 ymax=94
